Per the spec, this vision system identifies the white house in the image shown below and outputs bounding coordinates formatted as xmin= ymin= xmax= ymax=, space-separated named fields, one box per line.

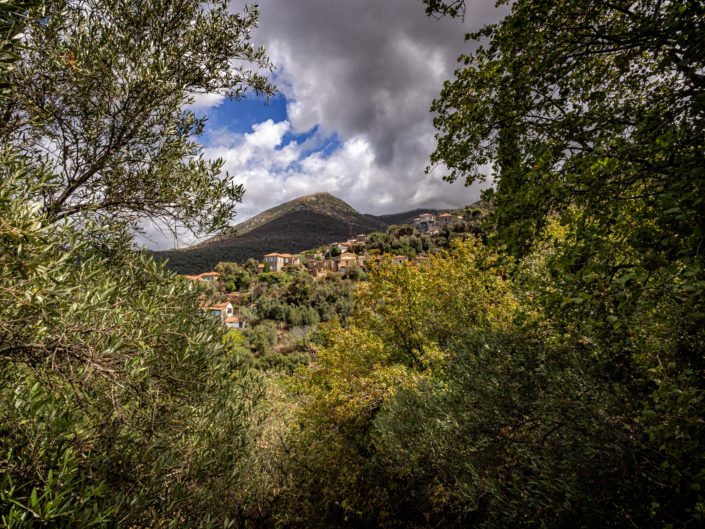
xmin=199 ymin=301 xmax=233 ymax=320
xmin=224 ymin=315 xmax=246 ymax=330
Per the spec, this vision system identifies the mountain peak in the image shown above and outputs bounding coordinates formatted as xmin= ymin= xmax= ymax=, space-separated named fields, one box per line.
xmin=185 ymin=192 xmax=380 ymax=252
xmin=153 ymin=193 xmax=467 ymax=274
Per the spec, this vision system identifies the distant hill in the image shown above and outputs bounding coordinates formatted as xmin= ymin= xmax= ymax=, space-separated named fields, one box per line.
xmin=152 ymin=192 xmax=482 ymax=275
xmin=154 ymin=193 xmax=389 ymax=274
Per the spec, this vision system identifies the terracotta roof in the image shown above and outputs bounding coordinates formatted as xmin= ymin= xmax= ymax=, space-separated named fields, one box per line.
xmin=186 ymin=272 xmax=219 ymax=280
xmin=200 ymin=301 xmax=232 ymax=310
xmin=264 ymin=252 xmax=282 ymax=257
xmin=279 ymin=253 xmax=295 ymax=258
xmin=257 ymin=264 xmax=265 ymax=268
xmin=224 ymin=316 xmax=243 ymax=323
xmin=439 ymin=213 xmax=453 ymax=217
xmin=393 ymin=255 xmax=408 ymax=260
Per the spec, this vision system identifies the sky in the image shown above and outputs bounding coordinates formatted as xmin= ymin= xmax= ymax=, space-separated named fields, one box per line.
xmin=142 ymin=0 xmax=507 ymax=250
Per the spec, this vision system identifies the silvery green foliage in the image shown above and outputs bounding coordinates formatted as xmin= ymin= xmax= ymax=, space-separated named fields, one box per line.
xmin=3 ymin=0 xmax=274 ymax=237
xmin=0 ymin=159 xmax=263 ymax=527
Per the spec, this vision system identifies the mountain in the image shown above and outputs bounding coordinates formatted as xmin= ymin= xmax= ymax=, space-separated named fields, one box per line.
xmin=152 ymin=193 xmax=483 ymax=275
xmin=153 ymin=193 xmax=389 ymax=274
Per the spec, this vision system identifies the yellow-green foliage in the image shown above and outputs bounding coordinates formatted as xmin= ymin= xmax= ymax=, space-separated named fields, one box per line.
xmin=270 ymin=238 xmax=518 ymax=527
xmin=311 ymin=238 xmax=516 ymax=423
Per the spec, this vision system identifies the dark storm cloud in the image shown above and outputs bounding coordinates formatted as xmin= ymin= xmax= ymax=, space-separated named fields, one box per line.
xmin=247 ymin=0 xmax=507 ymax=213
xmin=139 ymin=1 xmax=507 ymax=250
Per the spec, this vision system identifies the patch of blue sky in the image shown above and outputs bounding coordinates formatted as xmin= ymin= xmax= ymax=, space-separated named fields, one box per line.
xmin=206 ymin=93 xmax=289 ymax=134
xmin=197 ymin=89 xmax=344 ymax=169
xmin=278 ymin=128 xmax=343 ymax=173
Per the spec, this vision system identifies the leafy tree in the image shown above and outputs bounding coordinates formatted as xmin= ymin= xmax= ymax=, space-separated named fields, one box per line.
xmin=265 ymin=239 xmax=517 ymax=527
xmin=0 ymin=1 xmax=273 ymax=526
xmin=428 ymin=1 xmax=705 ymax=525
xmin=342 ymin=262 xmax=366 ymax=282
xmin=243 ymin=257 xmax=260 ymax=274
xmin=0 ymin=171 xmax=263 ymax=527
xmin=3 ymin=0 xmax=274 ymax=237
xmin=245 ymin=321 xmax=278 ymax=356
xmin=215 ymin=261 xmax=241 ymax=283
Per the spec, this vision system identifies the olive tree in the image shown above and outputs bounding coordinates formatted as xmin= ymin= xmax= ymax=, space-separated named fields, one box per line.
xmin=0 ymin=1 xmax=272 ymax=526
xmin=3 ymin=0 xmax=274 ymax=237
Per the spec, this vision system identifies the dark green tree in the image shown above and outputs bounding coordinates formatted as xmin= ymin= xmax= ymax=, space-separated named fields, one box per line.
xmin=0 ymin=1 xmax=273 ymax=526
xmin=428 ymin=0 xmax=705 ymax=526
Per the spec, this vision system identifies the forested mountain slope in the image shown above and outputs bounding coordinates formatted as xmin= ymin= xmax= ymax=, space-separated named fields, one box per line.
xmin=154 ymin=193 xmax=389 ymax=274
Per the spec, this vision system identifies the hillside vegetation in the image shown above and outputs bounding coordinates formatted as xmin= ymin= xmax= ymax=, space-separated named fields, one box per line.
xmin=2 ymin=1 xmax=703 ymax=528
xmin=153 ymin=193 xmax=471 ymax=274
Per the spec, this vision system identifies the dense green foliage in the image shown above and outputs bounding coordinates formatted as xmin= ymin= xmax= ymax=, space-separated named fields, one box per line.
xmin=425 ymin=0 xmax=705 ymax=526
xmin=0 ymin=155 xmax=265 ymax=528
xmin=1 ymin=1 xmax=271 ymax=526
xmin=236 ymin=2 xmax=705 ymax=527
xmin=3 ymin=0 xmax=703 ymax=527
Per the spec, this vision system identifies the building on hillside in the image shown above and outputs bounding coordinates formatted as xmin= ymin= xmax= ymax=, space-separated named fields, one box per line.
xmin=263 ymin=253 xmax=300 ymax=272
xmin=200 ymin=301 xmax=233 ymax=321
xmin=307 ymin=267 xmax=328 ymax=280
xmin=185 ymin=271 xmax=220 ymax=282
xmin=392 ymin=255 xmax=409 ymax=265
xmin=356 ymin=254 xmax=370 ymax=271
xmin=280 ymin=253 xmax=302 ymax=269
xmin=307 ymin=259 xmax=333 ymax=273
xmin=414 ymin=255 xmax=430 ymax=266
xmin=264 ymin=253 xmax=285 ymax=272
xmin=224 ymin=315 xmax=246 ymax=330
xmin=329 ymin=242 xmax=349 ymax=253
xmin=336 ymin=252 xmax=357 ymax=272
xmin=438 ymin=213 xmax=462 ymax=228
xmin=256 ymin=263 xmax=265 ymax=274
xmin=413 ymin=213 xmax=438 ymax=233
xmin=355 ymin=233 xmax=368 ymax=243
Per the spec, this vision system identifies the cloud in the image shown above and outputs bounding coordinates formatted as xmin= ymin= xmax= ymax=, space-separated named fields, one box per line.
xmin=139 ymin=1 xmax=507 ymax=249
xmin=233 ymin=0 xmax=505 ymax=214
xmin=204 ymin=118 xmax=485 ymax=224
xmin=187 ymin=92 xmax=227 ymax=111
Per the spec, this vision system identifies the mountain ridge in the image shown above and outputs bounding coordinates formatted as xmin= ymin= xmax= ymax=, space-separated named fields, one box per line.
xmin=153 ymin=192 xmax=477 ymax=274
xmin=192 ymin=192 xmax=382 ymax=249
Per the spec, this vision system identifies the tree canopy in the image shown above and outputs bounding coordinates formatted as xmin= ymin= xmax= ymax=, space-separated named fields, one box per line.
xmin=428 ymin=1 xmax=705 ymax=526
xmin=0 ymin=1 xmax=271 ymax=526
xmin=2 ymin=0 xmax=274 ymax=237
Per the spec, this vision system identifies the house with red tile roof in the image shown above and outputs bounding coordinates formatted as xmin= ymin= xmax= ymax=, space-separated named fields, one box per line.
xmin=263 ymin=253 xmax=301 ymax=272
xmin=199 ymin=301 xmax=233 ymax=320
xmin=438 ymin=213 xmax=462 ymax=227
xmin=185 ymin=271 xmax=220 ymax=282
xmin=413 ymin=213 xmax=438 ymax=233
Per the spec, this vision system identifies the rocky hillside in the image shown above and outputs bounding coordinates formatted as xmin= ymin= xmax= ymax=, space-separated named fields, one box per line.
xmin=154 ymin=193 xmax=389 ymax=274
xmin=153 ymin=193 xmax=482 ymax=275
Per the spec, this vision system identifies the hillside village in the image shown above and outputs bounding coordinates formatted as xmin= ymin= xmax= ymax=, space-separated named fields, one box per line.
xmin=187 ymin=208 xmax=484 ymax=335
